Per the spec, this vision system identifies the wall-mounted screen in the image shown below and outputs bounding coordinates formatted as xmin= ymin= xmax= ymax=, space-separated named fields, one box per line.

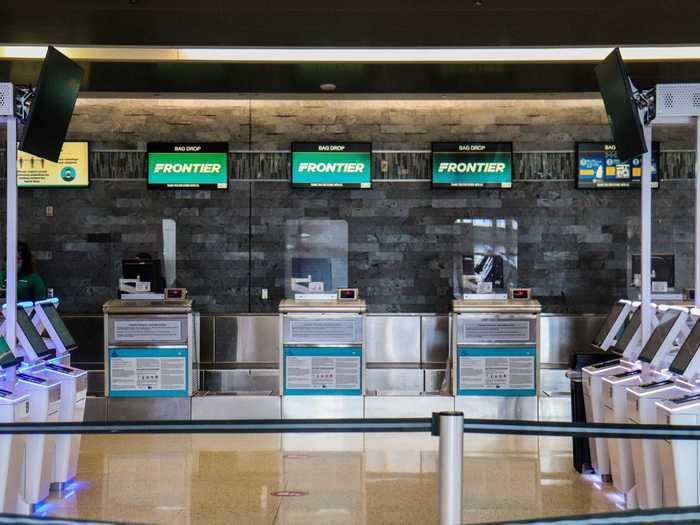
xmin=432 ymin=142 xmax=512 ymax=189
xmin=17 ymin=141 xmax=89 ymax=188
xmin=576 ymin=142 xmax=660 ymax=189
xmin=631 ymin=253 xmax=675 ymax=289
xmin=291 ymin=142 xmax=372 ymax=189
xmin=147 ymin=143 xmax=228 ymax=189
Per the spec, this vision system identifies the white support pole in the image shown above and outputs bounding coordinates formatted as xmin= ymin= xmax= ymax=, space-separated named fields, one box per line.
xmin=695 ymin=117 xmax=700 ymax=307
xmin=5 ymin=117 xmax=17 ymax=353
xmin=439 ymin=411 xmax=464 ymax=525
xmin=640 ymin=124 xmax=653 ymax=343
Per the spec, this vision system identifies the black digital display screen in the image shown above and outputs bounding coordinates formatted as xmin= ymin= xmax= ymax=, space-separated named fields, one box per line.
xmin=640 ymin=379 xmax=674 ymax=389
xmin=591 ymin=358 xmax=622 ymax=369
xmin=16 ymin=308 xmax=50 ymax=356
xmin=17 ymin=373 xmax=45 ymax=384
xmin=46 ymin=363 xmax=74 ymax=375
xmin=673 ymin=393 xmax=700 ymax=405
xmin=638 ymin=311 xmax=681 ymax=363
xmin=613 ymin=308 xmax=642 ymax=353
xmin=42 ymin=305 xmax=77 ymax=351
xmin=669 ymin=320 xmax=700 ymax=375
xmin=613 ymin=369 xmax=641 ymax=379
xmin=593 ymin=303 xmax=626 ymax=347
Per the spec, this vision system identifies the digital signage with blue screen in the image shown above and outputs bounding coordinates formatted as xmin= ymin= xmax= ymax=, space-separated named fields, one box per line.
xmin=576 ymin=142 xmax=660 ymax=189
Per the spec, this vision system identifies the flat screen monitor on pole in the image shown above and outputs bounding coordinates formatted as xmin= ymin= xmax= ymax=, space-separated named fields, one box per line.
xmin=19 ymin=46 xmax=84 ymax=163
xmin=595 ymin=48 xmax=647 ymax=162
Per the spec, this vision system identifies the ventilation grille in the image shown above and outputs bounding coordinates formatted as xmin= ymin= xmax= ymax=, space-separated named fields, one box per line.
xmin=656 ymin=84 xmax=700 ymax=117
xmin=0 ymin=83 xmax=13 ymax=116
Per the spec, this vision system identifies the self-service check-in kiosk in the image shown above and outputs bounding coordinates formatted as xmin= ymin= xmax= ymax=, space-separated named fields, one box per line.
xmin=29 ymin=299 xmax=86 ymax=491
xmin=583 ymin=304 xmax=649 ymax=481
xmin=655 ymin=313 xmax=700 ymax=507
xmin=2 ymin=304 xmax=62 ymax=513
xmin=103 ymin=299 xmax=197 ymax=399
xmin=627 ymin=308 xmax=700 ymax=508
xmin=0 ymin=337 xmax=30 ymax=513
xmin=602 ymin=305 xmax=689 ymax=504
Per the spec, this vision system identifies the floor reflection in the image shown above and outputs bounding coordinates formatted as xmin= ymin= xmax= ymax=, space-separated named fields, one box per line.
xmin=40 ymin=434 xmax=618 ymax=525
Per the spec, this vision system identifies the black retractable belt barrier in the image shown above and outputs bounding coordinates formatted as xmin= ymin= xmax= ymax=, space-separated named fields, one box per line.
xmin=482 ymin=506 xmax=700 ymax=525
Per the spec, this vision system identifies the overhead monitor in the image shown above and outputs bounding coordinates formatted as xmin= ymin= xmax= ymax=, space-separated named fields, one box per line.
xmin=632 ymin=253 xmax=675 ymax=290
xmin=432 ymin=142 xmax=512 ymax=189
xmin=291 ymin=142 xmax=372 ymax=189
xmin=147 ymin=143 xmax=228 ymax=189
xmin=19 ymin=46 xmax=84 ymax=163
xmin=592 ymin=301 xmax=628 ymax=347
xmin=637 ymin=309 xmax=682 ymax=363
xmin=669 ymin=320 xmax=700 ymax=376
xmin=595 ymin=47 xmax=647 ymax=162
xmin=17 ymin=141 xmax=89 ymax=188
xmin=576 ymin=142 xmax=660 ymax=189
xmin=612 ymin=307 xmax=641 ymax=354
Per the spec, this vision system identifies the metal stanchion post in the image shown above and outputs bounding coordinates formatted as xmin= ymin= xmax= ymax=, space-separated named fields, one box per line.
xmin=434 ymin=411 xmax=464 ymax=525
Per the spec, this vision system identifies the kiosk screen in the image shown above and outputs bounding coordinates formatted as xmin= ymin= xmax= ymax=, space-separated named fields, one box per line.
xmin=613 ymin=308 xmax=641 ymax=353
xmin=638 ymin=310 xmax=681 ymax=363
xmin=0 ymin=337 xmax=17 ymax=369
xmin=15 ymin=308 xmax=50 ymax=356
xmin=593 ymin=302 xmax=626 ymax=347
xmin=42 ymin=305 xmax=77 ymax=351
xmin=669 ymin=320 xmax=700 ymax=375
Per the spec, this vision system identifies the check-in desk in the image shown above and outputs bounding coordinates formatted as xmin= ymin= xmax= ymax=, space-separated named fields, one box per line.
xmin=452 ymin=299 xmax=541 ymax=420
xmin=279 ymin=299 xmax=365 ymax=419
xmin=103 ymin=299 xmax=198 ymax=419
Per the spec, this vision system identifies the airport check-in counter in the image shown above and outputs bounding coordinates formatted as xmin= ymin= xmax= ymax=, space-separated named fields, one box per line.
xmin=279 ymin=299 xmax=365 ymax=419
xmin=452 ymin=299 xmax=541 ymax=420
xmin=102 ymin=299 xmax=198 ymax=398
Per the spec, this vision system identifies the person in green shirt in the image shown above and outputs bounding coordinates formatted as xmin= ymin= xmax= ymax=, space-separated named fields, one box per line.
xmin=0 ymin=241 xmax=48 ymax=302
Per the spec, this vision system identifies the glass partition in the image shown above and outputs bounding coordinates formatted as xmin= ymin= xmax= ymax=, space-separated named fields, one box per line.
xmin=452 ymin=218 xmax=518 ymax=299
xmin=284 ymin=219 xmax=349 ymax=299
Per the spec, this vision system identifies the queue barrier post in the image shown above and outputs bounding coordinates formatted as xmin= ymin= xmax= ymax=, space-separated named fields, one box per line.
xmin=433 ymin=411 xmax=464 ymax=525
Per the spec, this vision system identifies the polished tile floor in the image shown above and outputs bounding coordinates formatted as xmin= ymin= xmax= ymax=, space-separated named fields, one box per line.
xmin=38 ymin=434 xmax=620 ymax=525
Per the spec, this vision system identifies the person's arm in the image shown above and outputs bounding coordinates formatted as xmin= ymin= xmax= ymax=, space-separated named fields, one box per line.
xmin=30 ymin=273 xmax=47 ymax=301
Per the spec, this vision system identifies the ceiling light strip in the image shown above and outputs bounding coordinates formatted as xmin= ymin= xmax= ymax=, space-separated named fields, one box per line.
xmin=2 ymin=45 xmax=700 ymax=63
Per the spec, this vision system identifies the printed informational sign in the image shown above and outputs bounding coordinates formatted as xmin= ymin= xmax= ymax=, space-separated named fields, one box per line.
xmin=576 ymin=142 xmax=660 ymax=189
xmin=284 ymin=346 xmax=362 ymax=395
xmin=292 ymin=142 xmax=372 ymax=189
xmin=17 ymin=142 xmax=89 ymax=187
xmin=432 ymin=142 xmax=512 ymax=188
xmin=113 ymin=319 xmax=183 ymax=342
xmin=148 ymin=143 xmax=228 ymax=189
xmin=457 ymin=317 xmax=532 ymax=344
xmin=109 ymin=347 xmax=188 ymax=397
xmin=457 ymin=347 xmax=536 ymax=396
xmin=285 ymin=317 xmax=363 ymax=344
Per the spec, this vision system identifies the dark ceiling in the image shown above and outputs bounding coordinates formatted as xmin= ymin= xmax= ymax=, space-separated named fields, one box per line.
xmin=2 ymin=1 xmax=700 ymax=93
xmin=3 ymin=0 xmax=700 ymax=47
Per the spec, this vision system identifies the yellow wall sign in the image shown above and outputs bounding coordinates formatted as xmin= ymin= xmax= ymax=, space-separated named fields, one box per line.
xmin=17 ymin=142 xmax=89 ymax=187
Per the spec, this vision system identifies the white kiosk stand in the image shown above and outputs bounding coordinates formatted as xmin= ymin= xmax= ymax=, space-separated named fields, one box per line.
xmin=0 ymin=337 xmax=30 ymax=513
xmin=30 ymin=298 xmax=87 ymax=490
xmin=3 ymin=305 xmax=62 ymax=513
xmin=583 ymin=304 xmax=651 ymax=480
xmin=602 ymin=305 xmax=689 ymax=504
xmin=627 ymin=308 xmax=700 ymax=508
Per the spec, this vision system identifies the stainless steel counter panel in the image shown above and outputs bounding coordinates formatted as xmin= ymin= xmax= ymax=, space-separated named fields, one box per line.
xmin=214 ymin=315 xmax=279 ymax=364
xmin=421 ymin=315 xmax=449 ymax=365
xmin=539 ymin=314 xmax=605 ymax=366
xmin=279 ymin=299 xmax=367 ymax=313
xmin=365 ymin=369 xmax=423 ymax=394
xmin=201 ymin=369 xmax=279 ymax=394
xmin=424 ymin=370 xmax=446 ymax=393
xmin=103 ymin=299 xmax=193 ymax=314
xmin=365 ymin=315 xmax=420 ymax=364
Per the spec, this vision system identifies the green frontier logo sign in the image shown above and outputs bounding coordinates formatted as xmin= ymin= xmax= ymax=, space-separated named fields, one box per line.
xmin=292 ymin=143 xmax=372 ymax=188
xmin=432 ymin=142 xmax=512 ymax=188
xmin=147 ymin=143 xmax=228 ymax=189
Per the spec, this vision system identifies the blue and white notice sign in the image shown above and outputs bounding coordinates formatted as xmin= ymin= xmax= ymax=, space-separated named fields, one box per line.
xmin=284 ymin=346 xmax=362 ymax=395
xmin=457 ymin=346 xmax=535 ymax=396
xmin=109 ymin=347 xmax=188 ymax=397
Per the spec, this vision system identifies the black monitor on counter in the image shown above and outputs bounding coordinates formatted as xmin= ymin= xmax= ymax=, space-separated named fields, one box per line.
xmin=595 ymin=47 xmax=647 ymax=162
xmin=122 ymin=258 xmax=164 ymax=293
